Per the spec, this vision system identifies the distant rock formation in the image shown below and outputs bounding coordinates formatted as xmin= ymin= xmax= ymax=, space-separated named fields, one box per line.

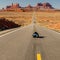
xmin=26 ymin=4 xmax=32 ymax=8
xmin=0 ymin=2 xmax=54 ymax=12
xmin=0 ymin=3 xmax=23 ymax=12
xmin=6 ymin=3 xmax=21 ymax=9
xmin=35 ymin=2 xmax=54 ymax=9
xmin=42 ymin=2 xmax=54 ymax=9
xmin=24 ymin=4 xmax=33 ymax=12
xmin=36 ymin=3 xmax=43 ymax=8
xmin=6 ymin=3 xmax=23 ymax=12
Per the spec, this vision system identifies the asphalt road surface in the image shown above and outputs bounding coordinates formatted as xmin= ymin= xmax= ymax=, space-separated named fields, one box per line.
xmin=0 ymin=23 xmax=60 ymax=60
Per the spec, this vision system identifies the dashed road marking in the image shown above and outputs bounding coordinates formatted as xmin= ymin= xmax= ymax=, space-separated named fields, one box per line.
xmin=37 ymin=53 xmax=42 ymax=60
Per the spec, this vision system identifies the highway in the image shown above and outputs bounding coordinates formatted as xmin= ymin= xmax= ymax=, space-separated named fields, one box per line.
xmin=35 ymin=24 xmax=60 ymax=60
xmin=0 ymin=23 xmax=60 ymax=60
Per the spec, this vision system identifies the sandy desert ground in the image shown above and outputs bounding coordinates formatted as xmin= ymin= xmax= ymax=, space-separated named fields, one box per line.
xmin=0 ymin=11 xmax=60 ymax=32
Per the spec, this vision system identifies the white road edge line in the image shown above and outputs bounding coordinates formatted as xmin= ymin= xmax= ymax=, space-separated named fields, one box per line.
xmin=0 ymin=24 xmax=32 ymax=37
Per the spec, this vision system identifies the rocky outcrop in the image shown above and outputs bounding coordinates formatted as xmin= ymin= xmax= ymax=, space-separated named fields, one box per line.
xmin=24 ymin=4 xmax=33 ymax=12
xmin=6 ymin=3 xmax=21 ymax=9
xmin=5 ymin=3 xmax=23 ymax=12
xmin=26 ymin=4 xmax=32 ymax=8
xmin=42 ymin=2 xmax=54 ymax=9
xmin=0 ymin=2 xmax=54 ymax=12
xmin=35 ymin=2 xmax=54 ymax=9
xmin=0 ymin=18 xmax=20 ymax=31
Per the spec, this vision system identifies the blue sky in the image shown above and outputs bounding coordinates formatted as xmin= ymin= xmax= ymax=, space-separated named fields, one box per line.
xmin=0 ymin=0 xmax=60 ymax=9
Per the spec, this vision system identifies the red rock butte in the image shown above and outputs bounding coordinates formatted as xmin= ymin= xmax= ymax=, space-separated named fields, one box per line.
xmin=0 ymin=2 xmax=57 ymax=12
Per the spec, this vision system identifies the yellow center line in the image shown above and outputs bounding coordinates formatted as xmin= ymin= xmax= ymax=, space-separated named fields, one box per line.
xmin=37 ymin=53 xmax=42 ymax=60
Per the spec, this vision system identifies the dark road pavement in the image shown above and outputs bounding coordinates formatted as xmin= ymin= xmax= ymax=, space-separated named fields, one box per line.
xmin=0 ymin=24 xmax=60 ymax=60
xmin=35 ymin=24 xmax=60 ymax=60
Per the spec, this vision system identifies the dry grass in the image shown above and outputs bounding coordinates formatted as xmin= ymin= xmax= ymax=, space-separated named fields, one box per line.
xmin=36 ymin=12 xmax=60 ymax=32
xmin=0 ymin=11 xmax=60 ymax=32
